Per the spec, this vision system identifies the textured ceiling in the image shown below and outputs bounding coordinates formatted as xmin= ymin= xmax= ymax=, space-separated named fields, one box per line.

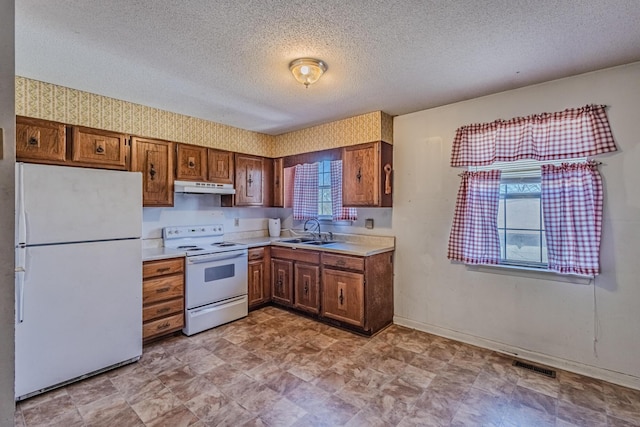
xmin=15 ymin=1 xmax=640 ymax=135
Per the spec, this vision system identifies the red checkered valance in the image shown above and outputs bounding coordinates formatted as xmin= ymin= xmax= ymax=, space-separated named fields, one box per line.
xmin=450 ymin=105 xmax=617 ymax=167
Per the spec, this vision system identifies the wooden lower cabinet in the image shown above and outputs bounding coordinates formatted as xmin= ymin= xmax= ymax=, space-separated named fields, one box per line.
xmin=294 ymin=263 xmax=320 ymax=314
xmin=271 ymin=258 xmax=293 ymax=306
xmin=142 ymin=257 xmax=184 ymax=342
xmin=321 ymin=251 xmax=394 ymax=335
xmin=264 ymin=246 xmax=393 ymax=335
xmin=248 ymin=247 xmax=271 ymax=309
xmin=321 ymin=269 xmax=364 ymax=326
xmin=271 ymin=247 xmax=320 ymax=311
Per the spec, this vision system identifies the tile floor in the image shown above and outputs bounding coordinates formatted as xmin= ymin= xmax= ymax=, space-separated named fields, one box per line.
xmin=14 ymin=306 xmax=640 ymax=427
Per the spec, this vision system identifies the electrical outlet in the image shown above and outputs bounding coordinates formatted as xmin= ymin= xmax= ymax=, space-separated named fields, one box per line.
xmin=234 ymin=218 xmax=240 ymax=227
xmin=365 ymin=218 xmax=374 ymax=229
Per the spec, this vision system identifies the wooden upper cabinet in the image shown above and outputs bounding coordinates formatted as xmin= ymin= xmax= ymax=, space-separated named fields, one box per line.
xmin=272 ymin=157 xmax=284 ymax=207
xmin=16 ymin=116 xmax=66 ymax=163
xmin=176 ymin=144 xmax=207 ymax=181
xmin=71 ymin=126 xmax=128 ymax=170
xmin=131 ymin=137 xmax=174 ymax=207
xmin=342 ymin=141 xmax=393 ymax=207
xmin=208 ymin=149 xmax=234 ymax=184
xmin=235 ymin=154 xmax=264 ymax=206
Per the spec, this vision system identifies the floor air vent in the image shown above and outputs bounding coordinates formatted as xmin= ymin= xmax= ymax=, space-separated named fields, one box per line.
xmin=512 ymin=360 xmax=556 ymax=378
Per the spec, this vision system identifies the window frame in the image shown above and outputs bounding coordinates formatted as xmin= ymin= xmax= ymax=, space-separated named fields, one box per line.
xmin=317 ymin=160 xmax=332 ymax=220
xmin=470 ymin=157 xmax=587 ymax=273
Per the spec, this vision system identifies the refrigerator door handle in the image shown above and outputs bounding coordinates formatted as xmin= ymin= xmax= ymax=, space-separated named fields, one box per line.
xmin=16 ymin=163 xmax=27 ymax=245
xmin=15 ymin=268 xmax=25 ymax=323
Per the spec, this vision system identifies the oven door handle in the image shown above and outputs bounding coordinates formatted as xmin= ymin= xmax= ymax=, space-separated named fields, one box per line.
xmin=187 ymin=251 xmax=247 ymax=264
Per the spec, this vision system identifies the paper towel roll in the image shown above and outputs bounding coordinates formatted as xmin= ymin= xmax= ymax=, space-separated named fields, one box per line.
xmin=268 ymin=218 xmax=281 ymax=237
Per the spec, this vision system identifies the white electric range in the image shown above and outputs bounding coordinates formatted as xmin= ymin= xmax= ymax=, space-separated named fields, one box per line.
xmin=163 ymin=224 xmax=249 ymax=335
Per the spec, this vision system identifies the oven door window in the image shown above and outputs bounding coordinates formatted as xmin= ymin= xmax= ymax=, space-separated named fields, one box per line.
xmin=204 ymin=263 xmax=235 ymax=282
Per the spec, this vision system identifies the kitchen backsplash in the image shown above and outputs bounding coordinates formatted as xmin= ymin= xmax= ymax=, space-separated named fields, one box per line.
xmin=142 ymin=195 xmax=393 ymax=245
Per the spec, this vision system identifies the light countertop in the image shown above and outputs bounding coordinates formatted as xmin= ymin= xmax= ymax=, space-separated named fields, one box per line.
xmin=143 ymin=233 xmax=395 ymax=261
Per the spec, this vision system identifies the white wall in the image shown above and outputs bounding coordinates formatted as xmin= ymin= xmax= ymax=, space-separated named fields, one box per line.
xmin=143 ymin=197 xmax=393 ymax=241
xmin=142 ymin=195 xmax=282 ymax=240
xmin=0 ymin=0 xmax=15 ymax=423
xmin=392 ymin=62 xmax=640 ymax=389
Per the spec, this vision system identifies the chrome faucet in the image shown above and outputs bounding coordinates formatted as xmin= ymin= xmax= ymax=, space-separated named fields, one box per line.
xmin=304 ymin=219 xmax=321 ymax=239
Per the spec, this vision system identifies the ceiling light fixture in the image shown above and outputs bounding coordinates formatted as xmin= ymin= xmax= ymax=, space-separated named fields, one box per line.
xmin=289 ymin=58 xmax=327 ymax=88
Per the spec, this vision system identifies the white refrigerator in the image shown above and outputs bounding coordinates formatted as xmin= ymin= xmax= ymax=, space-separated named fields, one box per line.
xmin=15 ymin=163 xmax=143 ymax=400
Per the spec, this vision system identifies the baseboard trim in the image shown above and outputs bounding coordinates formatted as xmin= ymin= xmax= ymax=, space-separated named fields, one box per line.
xmin=393 ymin=315 xmax=640 ymax=391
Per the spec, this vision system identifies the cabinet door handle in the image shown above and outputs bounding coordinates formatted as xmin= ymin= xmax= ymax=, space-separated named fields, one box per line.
xmin=356 ymin=167 xmax=362 ymax=183
xmin=28 ymin=136 xmax=39 ymax=146
xmin=188 ymin=156 xmax=195 ymax=168
xmin=384 ymin=163 xmax=392 ymax=195
xmin=248 ymin=174 xmax=253 ymax=186
xmin=149 ymin=163 xmax=157 ymax=180
xmin=304 ymin=278 xmax=309 ymax=294
xmin=157 ymin=322 xmax=171 ymax=330
xmin=95 ymin=142 xmax=105 ymax=154
xmin=339 ymin=288 xmax=344 ymax=305
xmin=156 ymin=286 xmax=171 ymax=293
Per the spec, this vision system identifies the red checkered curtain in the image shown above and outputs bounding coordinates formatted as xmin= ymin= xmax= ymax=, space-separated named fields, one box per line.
xmin=293 ymin=163 xmax=319 ymax=220
xmin=448 ymin=170 xmax=501 ymax=264
xmin=541 ymin=161 xmax=603 ymax=276
xmin=450 ymin=105 xmax=617 ymax=167
xmin=330 ymin=160 xmax=358 ymax=221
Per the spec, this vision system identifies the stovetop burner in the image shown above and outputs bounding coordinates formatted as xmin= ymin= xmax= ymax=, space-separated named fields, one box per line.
xmin=163 ymin=224 xmax=249 ymax=255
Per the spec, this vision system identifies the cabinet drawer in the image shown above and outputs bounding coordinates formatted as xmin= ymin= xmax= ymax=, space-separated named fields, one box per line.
xmin=271 ymin=247 xmax=320 ymax=264
xmin=143 ymin=258 xmax=184 ymax=279
xmin=248 ymin=247 xmax=265 ymax=261
xmin=322 ymin=253 xmax=364 ymax=271
xmin=143 ymin=313 xmax=184 ymax=339
xmin=143 ymin=275 xmax=184 ymax=305
xmin=143 ymin=298 xmax=184 ymax=322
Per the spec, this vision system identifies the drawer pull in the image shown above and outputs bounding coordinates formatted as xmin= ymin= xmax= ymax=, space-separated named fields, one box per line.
xmin=336 ymin=260 xmax=346 ymax=266
xmin=156 ymin=267 xmax=171 ymax=273
xmin=157 ymin=307 xmax=171 ymax=314
xmin=157 ymin=322 xmax=171 ymax=330
xmin=28 ymin=136 xmax=39 ymax=146
xmin=156 ymin=286 xmax=171 ymax=293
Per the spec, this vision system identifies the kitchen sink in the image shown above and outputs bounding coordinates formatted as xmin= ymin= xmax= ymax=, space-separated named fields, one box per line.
xmin=302 ymin=240 xmax=337 ymax=246
xmin=278 ymin=237 xmax=316 ymax=244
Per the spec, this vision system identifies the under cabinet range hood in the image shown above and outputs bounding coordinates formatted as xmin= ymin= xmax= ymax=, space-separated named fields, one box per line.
xmin=174 ymin=180 xmax=236 ymax=195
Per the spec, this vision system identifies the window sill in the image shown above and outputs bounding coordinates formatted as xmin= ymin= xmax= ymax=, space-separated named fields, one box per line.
xmin=464 ymin=262 xmax=594 ymax=285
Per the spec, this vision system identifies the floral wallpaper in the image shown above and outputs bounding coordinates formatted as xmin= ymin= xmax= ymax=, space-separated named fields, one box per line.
xmin=16 ymin=77 xmax=393 ymax=158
